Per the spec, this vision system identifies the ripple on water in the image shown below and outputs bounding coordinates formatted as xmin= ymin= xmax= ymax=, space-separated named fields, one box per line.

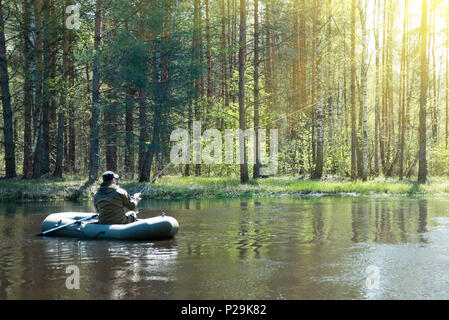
xmin=4 ymin=198 xmax=449 ymax=299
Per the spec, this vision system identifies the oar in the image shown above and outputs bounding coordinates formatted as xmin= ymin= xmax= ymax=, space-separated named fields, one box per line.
xmin=36 ymin=214 xmax=99 ymax=236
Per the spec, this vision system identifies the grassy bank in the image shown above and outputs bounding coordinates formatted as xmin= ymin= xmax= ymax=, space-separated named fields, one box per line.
xmin=2 ymin=176 xmax=449 ymax=202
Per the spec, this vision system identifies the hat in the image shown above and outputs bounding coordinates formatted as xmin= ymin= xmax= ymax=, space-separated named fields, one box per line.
xmin=102 ymin=171 xmax=119 ymax=182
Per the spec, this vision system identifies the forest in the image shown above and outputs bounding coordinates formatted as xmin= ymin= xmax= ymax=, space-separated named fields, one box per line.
xmin=0 ymin=0 xmax=448 ymax=185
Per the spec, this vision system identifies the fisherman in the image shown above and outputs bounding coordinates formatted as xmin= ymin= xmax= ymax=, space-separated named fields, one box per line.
xmin=93 ymin=171 xmax=142 ymax=225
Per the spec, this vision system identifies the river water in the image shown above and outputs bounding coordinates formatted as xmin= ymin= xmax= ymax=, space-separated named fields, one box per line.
xmin=1 ymin=196 xmax=449 ymax=300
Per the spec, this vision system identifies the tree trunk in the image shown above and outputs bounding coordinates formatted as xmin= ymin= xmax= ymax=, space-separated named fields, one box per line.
xmin=431 ymin=2 xmax=437 ymax=143
xmin=220 ymin=0 xmax=228 ymax=118
xmin=141 ymin=15 xmax=171 ymax=182
xmin=380 ymin=0 xmax=387 ymax=174
xmin=446 ymin=7 xmax=449 ymax=149
xmin=205 ymin=0 xmax=212 ymax=111
xmin=68 ymin=32 xmax=76 ymax=173
xmin=359 ymin=0 xmax=368 ymax=181
xmin=53 ymin=108 xmax=65 ymax=178
xmin=292 ymin=0 xmax=299 ymax=126
xmin=89 ymin=0 xmax=102 ymax=182
xmin=299 ymin=0 xmax=307 ymax=114
xmin=350 ymin=0 xmax=357 ymax=180
xmin=311 ymin=0 xmax=317 ymax=167
xmin=125 ymin=91 xmax=135 ymax=179
xmin=48 ymin=1 xmax=57 ymax=171
xmin=54 ymin=0 xmax=71 ymax=178
xmin=105 ymin=99 xmax=117 ymax=172
xmin=138 ymin=90 xmax=148 ymax=176
xmin=253 ymin=0 xmax=260 ymax=178
xmin=399 ymin=0 xmax=408 ymax=180
xmin=193 ymin=0 xmax=201 ymax=176
xmin=32 ymin=0 xmax=43 ymax=178
xmin=0 ymin=0 xmax=16 ymax=178
xmin=22 ymin=0 xmax=33 ymax=178
xmin=312 ymin=0 xmax=323 ymax=179
xmin=298 ymin=0 xmax=307 ymax=175
xmin=418 ymin=0 xmax=428 ymax=183
xmin=374 ymin=0 xmax=380 ymax=176
xmin=228 ymin=0 xmax=234 ymax=106
xmin=386 ymin=0 xmax=393 ymax=168
xmin=239 ymin=0 xmax=249 ymax=183
xmin=40 ymin=0 xmax=53 ymax=175
xmin=184 ymin=103 xmax=192 ymax=176
xmin=265 ymin=2 xmax=272 ymax=109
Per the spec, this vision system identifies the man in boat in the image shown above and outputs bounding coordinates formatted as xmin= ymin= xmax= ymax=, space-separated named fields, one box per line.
xmin=93 ymin=171 xmax=142 ymax=225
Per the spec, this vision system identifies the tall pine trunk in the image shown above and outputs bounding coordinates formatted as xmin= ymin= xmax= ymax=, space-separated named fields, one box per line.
xmin=0 ymin=0 xmax=16 ymax=178
xmin=253 ymin=0 xmax=260 ymax=178
xmin=431 ymin=2 xmax=437 ymax=143
xmin=350 ymin=0 xmax=357 ymax=180
xmin=265 ymin=2 xmax=272 ymax=110
xmin=239 ymin=0 xmax=249 ymax=183
xmin=141 ymin=13 xmax=171 ymax=182
xmin=359 ymin=0 xmax=368 ymax=181
xmin=298 ymin=0 xmax=307 ymax=175
xmin=32 ymin=0 xmax=43 ymax=178
xmin=312 ymin=0 xmax=323 ymax=179
xmin=445 ymin=7 xmax=449 ymax=149
xmin=399 ymin=0 xmax=408 ymax=180
xmin=374 ymin=0 xmax=380 ymax=176
xmin=22 ymin=0 xmax=33 ymax=178
xmin=418 ymin=0 xmax=428 ymax=183
xmin=89 ymin=0 xmax=102 ymax=182
xmin=205 ymin=0 xmax=212 ymax=112
xmin=125 ymin=91 xmax=135 ymax=179
xmin=193 ymin=0 xmax=201 ymax=176
xmin=54 ymin=0 xmax=72 ymax=178
xmin=138 ymin=90 xmax=148 ymax=176
xmin=104 ymin=99 xmax=117 ymax=172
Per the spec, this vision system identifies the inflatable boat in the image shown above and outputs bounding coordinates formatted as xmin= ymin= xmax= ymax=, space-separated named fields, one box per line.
xmin=39 ymin=212 xmax=179 ymax=240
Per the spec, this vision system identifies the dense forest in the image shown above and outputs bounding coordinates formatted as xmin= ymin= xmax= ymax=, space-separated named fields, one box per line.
xmin=0 ymin=0 xmax=448 ymax=184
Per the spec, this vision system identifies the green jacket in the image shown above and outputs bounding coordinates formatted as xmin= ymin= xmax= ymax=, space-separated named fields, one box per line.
xmin=93 ymin=183 xmax=137 ymax=224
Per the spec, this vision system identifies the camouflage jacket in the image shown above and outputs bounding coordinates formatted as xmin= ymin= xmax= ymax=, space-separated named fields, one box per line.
xmin=93 ymin=183 xmax=137 ymax=224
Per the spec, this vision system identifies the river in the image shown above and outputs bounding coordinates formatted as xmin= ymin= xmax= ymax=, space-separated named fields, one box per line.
xmin=1 ymin=196 xmax=449 ymax=299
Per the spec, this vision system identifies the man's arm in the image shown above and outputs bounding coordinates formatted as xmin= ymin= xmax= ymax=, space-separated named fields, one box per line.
xmin=121 ymin=190 xmax=139 ymax=211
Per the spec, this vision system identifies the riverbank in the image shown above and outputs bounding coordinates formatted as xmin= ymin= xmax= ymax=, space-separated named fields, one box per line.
xmin=1 ymin=176 xmax=449 ymax=202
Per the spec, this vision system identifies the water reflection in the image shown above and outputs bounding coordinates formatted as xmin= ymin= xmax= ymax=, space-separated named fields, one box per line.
xmin=84 ymin=241 xmax=178 ymax=299
xmin=1 ymin=196 xmax=449 ymax=299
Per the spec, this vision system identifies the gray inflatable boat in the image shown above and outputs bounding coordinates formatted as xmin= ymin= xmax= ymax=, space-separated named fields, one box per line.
xmin=40 ymin=212 xmax=179 ymax=240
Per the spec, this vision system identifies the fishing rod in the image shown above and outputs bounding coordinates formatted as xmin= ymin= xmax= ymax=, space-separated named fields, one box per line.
xmin=136 ymin=134 xmax=198 ymax=197
xmin=137 ymin=160 xmax=174 ymax=196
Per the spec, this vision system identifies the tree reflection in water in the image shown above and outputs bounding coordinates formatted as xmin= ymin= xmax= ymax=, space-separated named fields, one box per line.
xmin=0 ymin=197 xmax=448 ymax=299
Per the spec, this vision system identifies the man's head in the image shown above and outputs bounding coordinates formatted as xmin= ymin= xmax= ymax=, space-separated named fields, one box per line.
xmin=102 ymin=171 xmax=119 ymax=185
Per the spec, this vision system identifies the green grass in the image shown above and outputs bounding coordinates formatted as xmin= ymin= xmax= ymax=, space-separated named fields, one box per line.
xmin=1 ymin=175 xmax=449 ymax=202
xmin=0 ymin=178 xmax=93 ymax=202
xmin=121 ymin=176 xmax=449 ymax=199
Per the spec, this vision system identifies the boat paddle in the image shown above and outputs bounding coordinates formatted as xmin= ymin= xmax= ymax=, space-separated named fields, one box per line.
xmin=36 ymin=214 xmax=99 ymax=236
xmin=36 ymin=209 xmax=166 ymax=237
